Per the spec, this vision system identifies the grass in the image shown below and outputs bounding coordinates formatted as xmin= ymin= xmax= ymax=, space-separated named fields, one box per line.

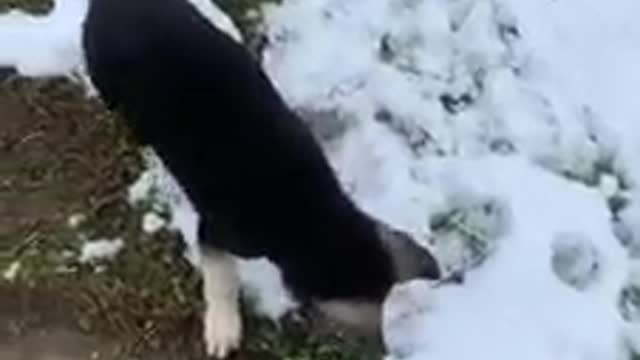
xmin=0 ymin=0 xmax=51 ymax=13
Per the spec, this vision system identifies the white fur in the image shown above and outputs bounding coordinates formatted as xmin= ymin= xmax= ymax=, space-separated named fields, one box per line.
xmin=201 ymin=250 xmax=242 ymax=358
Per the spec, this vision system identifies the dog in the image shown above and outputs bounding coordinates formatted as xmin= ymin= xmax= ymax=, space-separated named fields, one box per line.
xmin=81 ymin=0 xmax=441 ymax=357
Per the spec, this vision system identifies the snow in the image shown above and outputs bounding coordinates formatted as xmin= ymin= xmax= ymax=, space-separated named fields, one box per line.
xmin=0 ymin=0 xmax=92 ymax=93
xmin=235 ymin=257 xmax=299 ymax=317
xmin=67 ymin=213 xmax=86 ymax=229
xmin=142 ymin=212 xmax=167 ymax=234
xmin=257 ymin=0 xmax=640 ymax=358
xmin=384 ymin=156 xmax=629 ymax=360
xmin=2 ymin=0 xmax=640 ymax=359
xmin=0 ymin=0 xmax=240 ymax=95
xmin=128 ymin=149 xmax=201 ymax=266
xmin=3 ymin=261 xmax=21 ymax=281
xmin=78 ymin=238 xmax=124 ymax=263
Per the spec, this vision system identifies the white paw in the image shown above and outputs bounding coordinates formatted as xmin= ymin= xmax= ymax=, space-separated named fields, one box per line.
xmin=203 ymin=300 xmax=242 ymax=358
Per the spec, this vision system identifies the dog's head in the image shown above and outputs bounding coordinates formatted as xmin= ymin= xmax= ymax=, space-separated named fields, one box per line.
xmin=313 ymin=221 xmax=440 ymax=340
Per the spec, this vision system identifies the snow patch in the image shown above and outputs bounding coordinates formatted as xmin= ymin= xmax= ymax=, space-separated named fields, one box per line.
xmin=67 ymin=213 xmax=86 ymax=229
xmin=236 ymin=258 xmax=299 ymax=319
xmin=78 ymin=238 xmax=124 ymax=264
xmin=258 ymin=0 xmax=640 ymax=357
xmin=142 ymin=212 xmax=167 ymax=234
xmin=383 ymin=157 xmax=629 ymax=360
xmin=128 ymin=149 xmax=201 ymax=263
xmin=3 ymin=261 xmax=21 ymax=281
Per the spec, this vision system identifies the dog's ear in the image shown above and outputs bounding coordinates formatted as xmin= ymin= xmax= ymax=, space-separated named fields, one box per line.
xmin=312 ymin=224 xmax=440 ymax=344
xmin=376 ymin=222 xmax=441 ymax=282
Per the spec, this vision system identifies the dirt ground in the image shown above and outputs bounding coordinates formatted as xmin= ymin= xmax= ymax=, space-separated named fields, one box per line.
xmin=0 ymin=285 xmax=121 ymax=360
xmin=0 ymin=77 xmax=185 ymax=359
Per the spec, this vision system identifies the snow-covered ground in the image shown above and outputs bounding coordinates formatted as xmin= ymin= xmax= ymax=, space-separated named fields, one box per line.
xmin=1 ymin=0 xmax=640 ymax=359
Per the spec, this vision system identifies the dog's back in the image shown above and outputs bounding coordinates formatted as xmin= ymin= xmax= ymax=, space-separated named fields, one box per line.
xmin=82 ymin=2 xmax=441 ymax=355
xmin=83 ymin=0 xmax=399 ymax=298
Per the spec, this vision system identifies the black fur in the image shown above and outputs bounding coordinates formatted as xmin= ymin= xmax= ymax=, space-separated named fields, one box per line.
xmin=82 ymin=0 xmax=405 ymax=303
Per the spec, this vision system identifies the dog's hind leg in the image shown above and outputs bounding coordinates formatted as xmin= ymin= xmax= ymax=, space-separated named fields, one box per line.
xmin=199 ymin=231 xmax=242 ymax=359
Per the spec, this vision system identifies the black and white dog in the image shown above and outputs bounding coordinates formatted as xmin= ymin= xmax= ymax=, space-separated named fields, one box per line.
xmin=81 ymin=0 xmax=440 ymax=357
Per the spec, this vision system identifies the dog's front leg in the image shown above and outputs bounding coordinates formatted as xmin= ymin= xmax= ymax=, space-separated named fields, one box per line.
xmin=200 ymin=248 xmax=242 ymax=358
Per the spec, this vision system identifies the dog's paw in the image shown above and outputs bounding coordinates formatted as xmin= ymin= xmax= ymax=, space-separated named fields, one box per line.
xmin=203 ymin=300 xmax=242 ymax=359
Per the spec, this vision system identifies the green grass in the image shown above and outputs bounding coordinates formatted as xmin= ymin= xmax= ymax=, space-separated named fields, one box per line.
xmin=0 ymin=0 xmax=52 ymax=13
